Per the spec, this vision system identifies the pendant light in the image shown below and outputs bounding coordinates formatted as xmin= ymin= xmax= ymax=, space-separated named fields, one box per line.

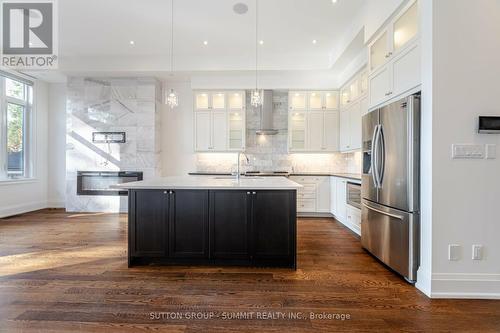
xmin=250 ymin=0 xmax=262 ymax=108
xmin=166 ymin=0 xmax=179 ymax=109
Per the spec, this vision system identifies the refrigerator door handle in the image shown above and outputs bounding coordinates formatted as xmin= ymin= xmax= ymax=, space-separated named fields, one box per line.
xmin=373 ymin=124 xmax=382 ymax=188
xmin=362 ymin=202 xmax=404 ymax=220
xmin=371 ymin=125 xmax=380 ymax=188
xmin=378 ymin=125 xmax=386 ymax=187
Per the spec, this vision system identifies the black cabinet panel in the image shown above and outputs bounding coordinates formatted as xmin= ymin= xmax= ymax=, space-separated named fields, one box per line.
xmin=129 ymin=190 xmax=167 ymax=257
xmin=169 ymin=190 xmax=209 ymax=258
xmin=210 ymin=191 xmax=251 ymax=260
xmin=253 ymin=191 xmax=295 ymax=259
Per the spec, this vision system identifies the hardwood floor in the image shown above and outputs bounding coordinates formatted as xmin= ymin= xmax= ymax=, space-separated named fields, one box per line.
xmin=0 ymin=209 xmax=499 ymax=332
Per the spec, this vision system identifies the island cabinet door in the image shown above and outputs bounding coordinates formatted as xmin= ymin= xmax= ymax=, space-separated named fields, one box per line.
xmin=129 ymin=190 xmax=168 ymax=257
xmin=209 ymin=190 xmax=252 ymax=260
xmin=251 ymin=191 xmax=296 ymax=266
xmin=168 ymin=190 xmax=209 ymax=258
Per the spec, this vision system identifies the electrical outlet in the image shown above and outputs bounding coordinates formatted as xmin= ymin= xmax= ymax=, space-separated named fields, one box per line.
xmin=448 ymin=244 xmax=461 ymax=261
xmin=452 ymin=144 xmax=485 ymax=159
xmin=472 ymin=245 xmax=483 ymax=260
xmin=485 ymin=144 xmax=497 ymax=159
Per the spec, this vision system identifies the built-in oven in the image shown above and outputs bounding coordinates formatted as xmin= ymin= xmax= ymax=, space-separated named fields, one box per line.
xmin=77 ymin=171 xmax=142 ymax=196
xmin=346 ymin=181 xmax=361 ymax=209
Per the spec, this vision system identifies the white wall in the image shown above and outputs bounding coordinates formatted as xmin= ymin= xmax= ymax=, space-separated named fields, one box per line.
xmin=418 ymin=0 xmax=500 ymax=298
xmin=161 ymin=80 xmax=197 ymax=176
xmin=0 ymin=81 xmax=49 ymax=218
xmin=47 ymin=83 xmax=67 ymax=207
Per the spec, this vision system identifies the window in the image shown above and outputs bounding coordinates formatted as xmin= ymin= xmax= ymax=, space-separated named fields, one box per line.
xmin=0 ymin=74 xmax=33 ymax=180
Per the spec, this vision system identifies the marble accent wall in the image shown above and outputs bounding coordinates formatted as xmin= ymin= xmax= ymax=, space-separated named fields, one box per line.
xmin=195 ymin=90 xmax=359 ymax=174
xmin=66 ymin=77 xmax=161 ymax=212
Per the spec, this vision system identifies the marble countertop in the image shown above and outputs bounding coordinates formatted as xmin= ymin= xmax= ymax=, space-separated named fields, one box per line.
xmin=189 ymin=171 xmax=362 ymax=181
xmin=113 ymin=176 xmax=302 ymax=190
xmin=290 ymin=173 xmax=362 ymax=181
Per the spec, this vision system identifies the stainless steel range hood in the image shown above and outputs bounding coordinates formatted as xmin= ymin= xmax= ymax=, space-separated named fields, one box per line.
xmin=256 ymin=90 xmax=279 ymax=135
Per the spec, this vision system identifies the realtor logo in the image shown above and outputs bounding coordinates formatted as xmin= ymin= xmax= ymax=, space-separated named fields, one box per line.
xmin=1 ymin=0 xmax=58 ymax=69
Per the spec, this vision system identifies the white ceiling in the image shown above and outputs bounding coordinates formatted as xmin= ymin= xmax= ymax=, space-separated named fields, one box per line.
xmin=53 ymin=0 xmax=366 ymax=74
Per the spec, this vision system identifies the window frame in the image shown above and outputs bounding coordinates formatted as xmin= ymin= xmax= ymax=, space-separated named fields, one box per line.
xmin=0 ymin=73 xmax=34 ymax=181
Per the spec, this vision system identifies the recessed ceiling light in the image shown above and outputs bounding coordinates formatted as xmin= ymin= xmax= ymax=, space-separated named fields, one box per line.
xmin=129 ymin=40 xmax=135 ymax=45
xmin=233 ymin=3 xmax=249 ymax=15
xmin=203 ymin=40 xmax=208 ymax=45
xmin=331 ymin=0 xmax=338 ymax=4
xmin=259 ymin=40 xmax=264 ymax=45
xmin=312 ymin=39 xmax=317 ymax=44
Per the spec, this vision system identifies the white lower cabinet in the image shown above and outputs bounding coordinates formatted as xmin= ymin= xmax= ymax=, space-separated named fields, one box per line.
xmin=346 ymin=205 xmax=361 ymax=235
xmin=290 ymin=176 xmax=330 ymax=214
xmin=330 ymin=176 xmax=361 ymax=236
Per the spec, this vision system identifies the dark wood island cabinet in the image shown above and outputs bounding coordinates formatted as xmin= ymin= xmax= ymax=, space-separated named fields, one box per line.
xmin=127 ymin=187 xmax=297 ymax=268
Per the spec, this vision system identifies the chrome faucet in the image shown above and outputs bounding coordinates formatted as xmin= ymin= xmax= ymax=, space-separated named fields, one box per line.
xmin=236 ymin=152 xmax=250 ymax=180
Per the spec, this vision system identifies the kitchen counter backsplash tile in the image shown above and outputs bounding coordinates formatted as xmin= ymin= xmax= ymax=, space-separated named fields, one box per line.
xmin=195 ymin=90 xmax=361 ymax=175
xmin=66 ymin=77 xmax=162 ymax=213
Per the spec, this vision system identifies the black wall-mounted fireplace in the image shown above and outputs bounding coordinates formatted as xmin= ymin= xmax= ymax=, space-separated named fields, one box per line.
xmin=77 ymin=171 xmax=143 ymax=196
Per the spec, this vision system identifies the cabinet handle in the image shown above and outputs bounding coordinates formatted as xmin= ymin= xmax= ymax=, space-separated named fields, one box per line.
xmin=169 ymin=190 xmax=174 ymax=194
xmin=252 ymin=192 xmax=257 ymax=195
xmin=247 ymin=191 xmax=251 ymax=195
xmin=164 ymin=191 xmax=168 ymax=194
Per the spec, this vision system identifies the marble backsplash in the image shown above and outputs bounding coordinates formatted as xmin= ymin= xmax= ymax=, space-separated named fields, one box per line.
xmin=195 ymin=90 xmax=362 ymax=175
xmin=66 ymin=77 xmax=162 ymax=212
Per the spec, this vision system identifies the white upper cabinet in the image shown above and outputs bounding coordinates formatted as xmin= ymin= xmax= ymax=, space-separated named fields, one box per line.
xmin=288 ymin=90 xmax=340 ymax=153
xmin=289 ymin=92 xmax=307 ymax=111
xmin=195 ymin=92 xmax=210 ymax=110
xmin=193 ymin=90 xmax=245 ymax=152
xmin=307 ymin=111 xmax=324 ymax=151
xmin=228 ymin=91 xmax=245 ymax=110
xmin=339 ymin=68 xmax=367 ymax=152
xmin=393 ymin=1 xmax=419 ymax=53
xmin=289 ymin=111 xmax=307 ymax=151
xmin=368 ymin=0 xmax=420 ymax=109
xmin=324 ymin=111 xmax=340 ymax=151
xmin=324 ymin=91 xmax=339 ymax=110
xmin=228 ymin=111 xmax=245 ymax=151
xmin=370 ymin=30 xmax=390 ymax=72
xmin=369 ymin=0 xmax=419 ymax=74
xmin=309 ymin=92 xmax=323 ymax=110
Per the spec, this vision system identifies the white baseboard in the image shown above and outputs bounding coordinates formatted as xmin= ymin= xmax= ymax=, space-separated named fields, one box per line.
xmin=415 ymin=268 xmax=432 ymax=297
xmin=47 ymin=201 xmax=65 ymax=208
xmin=0 ymin=201 xmax=48 ymax=218
xmin=333 ymin=215 xmax=361 ymax=236
xmin=430 ymin=273 xmax=500 ymax=299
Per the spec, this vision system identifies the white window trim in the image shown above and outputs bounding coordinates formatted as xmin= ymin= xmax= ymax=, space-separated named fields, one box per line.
xmin=0 ymin=72 xmax=35 ymax=183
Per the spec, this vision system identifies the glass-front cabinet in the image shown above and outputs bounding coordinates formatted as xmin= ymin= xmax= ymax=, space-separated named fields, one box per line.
xmin=228 ymin=111 xmax=245 ymax=150
xmin=370 ymin=31 xmax=389 ymax=72
xmin=195 ymin=92 xmax=210 ymax=110
xmin=193 ymin=90 xmax=246 ymax=152
xmin=393 ymin=1 xmax=418 ymax=52
xmin=289 ymin=92 xmax=307 ymax=111
xmin=324 ymin=91 xmax=339 ymax=110
xmin=289 ymin=112 xmax=307 ymax=151
xmin=369 ymin=0 xmax=419 ymax=73
xmin=228 ymin=91 xmax=244 ymax=110
xmin=211 ymin=92 xmax=226 ymax=110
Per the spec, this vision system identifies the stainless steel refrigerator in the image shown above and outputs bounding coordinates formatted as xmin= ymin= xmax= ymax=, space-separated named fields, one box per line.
xmin=361 ymin=93 xmax=420 ymax=283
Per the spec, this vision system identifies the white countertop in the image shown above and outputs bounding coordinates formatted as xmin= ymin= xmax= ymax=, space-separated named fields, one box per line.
xmin=112 ymin=176 xmax=302 ymax=190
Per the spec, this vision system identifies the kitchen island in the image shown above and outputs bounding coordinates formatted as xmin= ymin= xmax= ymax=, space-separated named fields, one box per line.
xmin=114 ymin=176 xmax=301 ymax=269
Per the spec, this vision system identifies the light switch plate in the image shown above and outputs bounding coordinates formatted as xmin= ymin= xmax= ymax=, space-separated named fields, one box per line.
xmin=452 ymin=144 xmax=485 ymax=159
xmin=485 ymin=144 xmax=497 ymax=159
xmin=472 ymin=245 xmax=483 ymax=260
xmin=448 ymin=244 xmax=461 ymax=261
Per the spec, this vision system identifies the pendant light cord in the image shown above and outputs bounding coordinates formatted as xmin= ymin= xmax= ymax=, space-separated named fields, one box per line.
xmin=255 ymin=0 xmax=258 ymax=90
xmin=171 ymin=0 xmax=174 ymax=75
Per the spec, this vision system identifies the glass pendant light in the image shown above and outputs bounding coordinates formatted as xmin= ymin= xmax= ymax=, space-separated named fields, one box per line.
xmin=166 ymin=0 xmax=179 ymax=109
xmin=250 ymin=0 xmax=262 ymax=108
